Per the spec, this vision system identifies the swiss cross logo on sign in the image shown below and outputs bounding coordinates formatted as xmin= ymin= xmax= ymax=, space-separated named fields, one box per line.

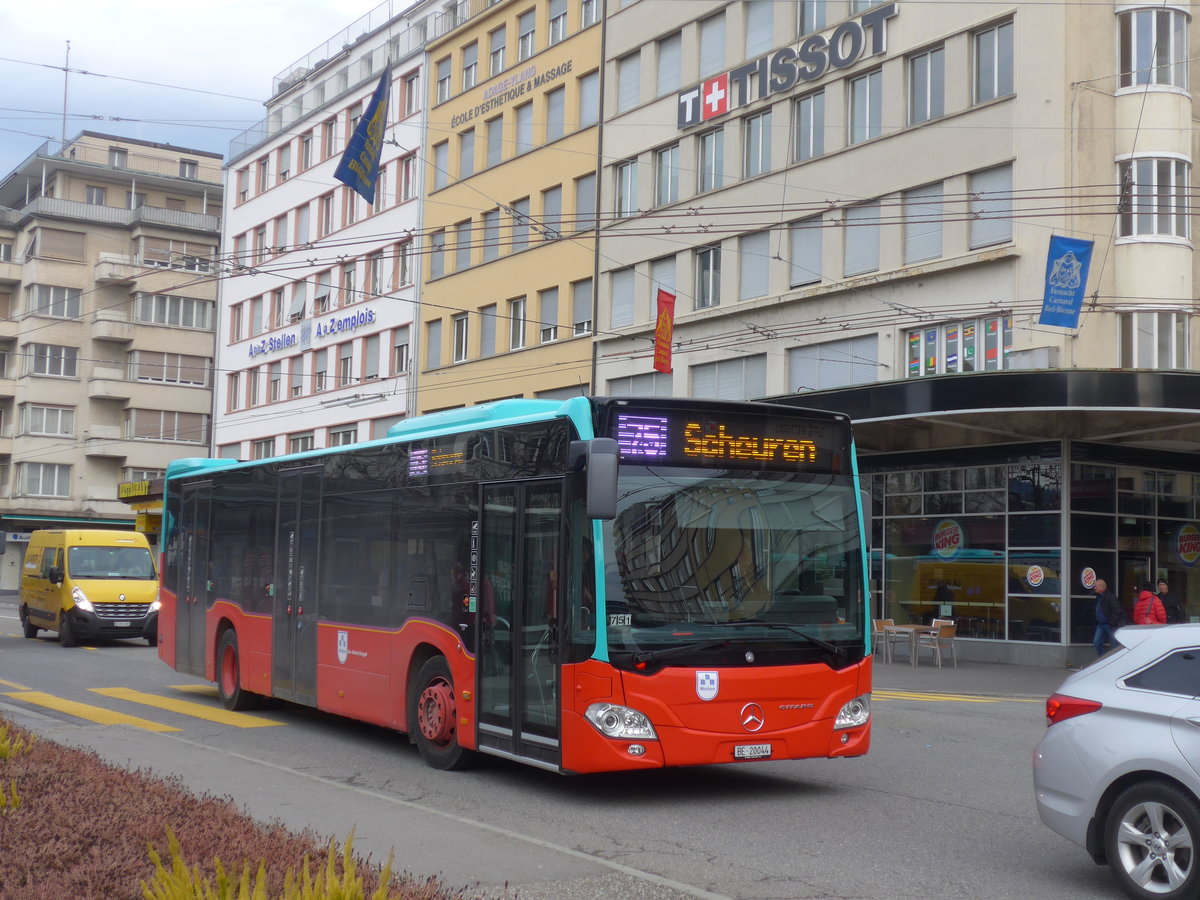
xmin=701 ymin=74 xmax=729 ymax=120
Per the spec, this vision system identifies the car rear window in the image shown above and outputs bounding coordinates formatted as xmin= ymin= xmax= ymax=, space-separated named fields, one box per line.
xmin=1124 ymin=649 xmax=1200 ymax=696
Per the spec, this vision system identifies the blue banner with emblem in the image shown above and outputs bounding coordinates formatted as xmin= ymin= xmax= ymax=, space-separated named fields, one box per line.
xmin=334 ymin=64 xmax=391 ymax=204
xmin=1038 ymin=235 xmax=1094 ymax=329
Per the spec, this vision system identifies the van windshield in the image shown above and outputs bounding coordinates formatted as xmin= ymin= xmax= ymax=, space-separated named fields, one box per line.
xmin=67 ymin=546 xmax=156 ymax=580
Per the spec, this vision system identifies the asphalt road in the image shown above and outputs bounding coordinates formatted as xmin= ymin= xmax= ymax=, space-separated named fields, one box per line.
xmin=0 ymin=599 xmax=1116 ymax=900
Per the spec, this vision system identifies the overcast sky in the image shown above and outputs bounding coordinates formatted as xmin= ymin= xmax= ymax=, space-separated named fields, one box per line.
xmin=0 ymin=0 xmax=388 ymax=177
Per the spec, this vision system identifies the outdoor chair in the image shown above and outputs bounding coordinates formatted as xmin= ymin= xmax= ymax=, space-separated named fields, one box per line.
xmin=871 ymin=619 xmax=894 ymax=661
xmin=916 ymin=622 xmax=958 ymax=669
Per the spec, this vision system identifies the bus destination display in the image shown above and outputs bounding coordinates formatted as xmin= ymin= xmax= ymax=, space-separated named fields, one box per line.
xmin=613 ymin=409 xmax=843 ymax=471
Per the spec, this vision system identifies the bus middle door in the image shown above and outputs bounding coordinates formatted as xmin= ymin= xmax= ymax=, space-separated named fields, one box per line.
xmin=177 ymin=481 xmax=212 ymax=676
xmin=478 ymin=480 xmax=564 ymax=768
xmin=272 ymin=468 xmax=321 ymax=705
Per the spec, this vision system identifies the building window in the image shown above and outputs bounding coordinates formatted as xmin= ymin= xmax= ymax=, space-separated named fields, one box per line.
xmin=969 ymin=163 xmax=1014 ymax=248
xmin=396 ymin=243 xmax=413 ymax=287
xmin=400 ymin=155 xmax=418 ymax=200
xmin=338 ymin=343 xmax=354 ymax=387
xmin=906 ymin=316 xmax=1013 ymax=377
xmin=517 ymin=10 xmax=536 ymax=61
xmin=300 ymin=133 xmax=313 ymax=170
xmin=608 ymin=371 xmax=672 ymax=397
xmin=228 ymin=373 xmax=241 ymax=414
xmin=290 ymin=357 xmax=305 ymax=397
xmin=330 ymin=426 xmax=357 ymax=447
xmin=313 ymin=271 xmax=333 ymax=313
xmin=85 ymin=185 xmax=106 ymax=206
xmin=30 ymin=343 xmax=78 ymax=377
xmin=515 ymin=102 xmax=533 ymax=154
xmin=698 ymin=128 xmax=724 ymax=192
xmin=404 ymin=72 xmax=421 ymax=115
xmin=743 ymin=111 xmax=772 ymax=177
xmin=657 ymin=33 xmax=682 ymax=97
xmin=29 ymin=285 xmax=81 ymax=319
xmin=479 ymin=304 xmax=497 ymax=357
xmin=1119 ymin=8 xmax=1188 ymax=89
xmin=1121 ymin=311 xmax=1189 ymax=369
xmin=482 ymin=209 xmax=501 ymax=260
xmin=617 ymin=53 xmax=640 ymax=113
xmin=455 ymin=220 xmax=472 ymax=271
xmin=695 ymin=245 xmax=721 ymax=309
xmin=542 ymin=185 xmax=562 ymax=239
xmin=132 ymin=351 xmax=210 ymax=386
xmin=539 ymin=288 xmax=558 ymax=342
xmin=462 ymin=42 xmax=478 ymax=90
xmin=486 ymin=116 xmax=503 ymax=166
xmin=572 ymin=278 xmax=593 ymax=335
xmin=1119 ymin=157 xmax=1190 ymax=239
xmin=127 ymin=409 xmax=209 ymax=443
xmin=322 ymin=118 xmax=337 ymax=159
xmin=610 ymin=267 xmax=635 ymax=328
xmin=320 ymin=194 xmax=334 ymax=235
xmin=288 ymin=432 xmax=314 ymax=454
xmin=738 ymin=231 xmax=769 ymax=301
xmin=904 ymin=182 xmax=944 ymax=264
xmin=581 ymin=0 xmax=598 ymax=27
xmin=691 ymin=354 xmax=766 ymax=401
xmin=575 ymin=172 xmax=597 ymax=231
xmin=453 ymin=314 xmax=469 ymax=362
xmin=546 ymin=87 xmax=565 ymax=142
xmin=23 ymin=404 xmax=74 ymax=436
xmin=974 ymin=20 xmax=1014 ymax=104
xmin=579 ymin=71 xmax=600 ymax=127
xmin=745 ymin=0 xmax=773 ymax=57
xmin=490 ymin=26 xmax=506 ymax=76
xmin=793 ymin=91 xmax=825 ymax=161
xmin=21 ymin=462 xmax=71 ymax=497
xmin=179 ymin=158 xmax=199 ymax=179
xmin=269 ymin=361 xmax=282 ymax=402
xmin=787 ymin=335 xmax=878 ymax=392
xmin=844 ymin=202 xmax=881 ymax=277
xmin=433 ymin=141 xmax=449 ymax=190
xmin=699 ymin=14 xmax=725 ymax=78
xmin=430 ymin=231 xmax=446 ymax=278
xmin=615 ymin=160 xmax=637 ymax=217
xmin=655 ymin=144 xmax=679 ymax=206
xmin=511 ymin=198 xmax=530 ymax=250
xmin=109 ymin=147 xmax=128 ymax=167
xmin=0 ymin=240 xmax=12 ymax=262
xmin=252 ymin=439 xmax=274 ymax=460
xmin=849 ymin=69 xmax=882 ymax=144
xmin=340 ymin=262 xmax=358 ymax=306
xmin=509 ymin=296 xmax=527 ymax=349
xmin=549 ymin=0 xmax=567 ymax=44
xmin=908 ymin=46 xmax=945 ymax=125
xmin=384 ymin=326 xmax=408 ymax=375
xmin=436 ymin=57 xmax=451 ymax=103
xmin=798 ymin=0 xmax=825 ymax=36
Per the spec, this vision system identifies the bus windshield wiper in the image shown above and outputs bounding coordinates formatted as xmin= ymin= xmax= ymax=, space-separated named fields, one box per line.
xmin=725 ymin=621 xmax=846 ymax=657
xmin=632 ymin=639 xmax=729 ymax=665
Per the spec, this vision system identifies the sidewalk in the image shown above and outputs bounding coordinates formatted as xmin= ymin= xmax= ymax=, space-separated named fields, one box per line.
xmin=873 ymin=653 xmax=1070 ymax=699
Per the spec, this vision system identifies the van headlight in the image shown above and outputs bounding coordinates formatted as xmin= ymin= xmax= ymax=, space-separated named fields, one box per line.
xmin=70 ymin=585 xmax=95 ymax=613
xmin=834 ymin=694 xmax=871 ymax=729
xmin=150 ymin=599 xmax=161 ymax=612
xmin=585 ymin=703 xmax=658 ymax=740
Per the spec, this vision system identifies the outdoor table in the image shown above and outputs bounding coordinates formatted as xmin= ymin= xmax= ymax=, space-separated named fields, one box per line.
xmin=883 ymin=623 xmax=941 ymax=667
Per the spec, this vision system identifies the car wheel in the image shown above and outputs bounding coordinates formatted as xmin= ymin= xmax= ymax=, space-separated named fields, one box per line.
xmin=1105 ymin=781 xmax=1200 ymax=900
xmin=58 ymin=614 xmax=77 ymax=648
xmin=408 ymin=656 xmax=476 ymax=771
xmin=216 ymin=630 xmax=259 ymax=711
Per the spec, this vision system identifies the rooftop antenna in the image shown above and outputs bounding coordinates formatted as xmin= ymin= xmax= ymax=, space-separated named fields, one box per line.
xmin=61 ymin=40 xmax=70 ymax=147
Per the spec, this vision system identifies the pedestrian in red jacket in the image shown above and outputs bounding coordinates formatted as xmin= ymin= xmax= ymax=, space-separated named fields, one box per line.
xmin=1133 ymin=586 xmax=1167 ymax=625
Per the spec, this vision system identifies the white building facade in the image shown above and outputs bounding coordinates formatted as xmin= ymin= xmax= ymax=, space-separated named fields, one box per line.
xmin=214 ymin=0 xmax=440 ymax=458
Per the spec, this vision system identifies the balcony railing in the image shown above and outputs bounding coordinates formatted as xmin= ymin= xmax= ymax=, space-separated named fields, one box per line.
xmin=15 ymin=197 xmax=219 ymax=235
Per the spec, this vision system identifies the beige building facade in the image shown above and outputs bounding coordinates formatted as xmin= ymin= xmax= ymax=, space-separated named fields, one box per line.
xmin=418 ymin=0 xmax=602 ymax=412
xmin=0 ymin=132 xmax=222 ymax=588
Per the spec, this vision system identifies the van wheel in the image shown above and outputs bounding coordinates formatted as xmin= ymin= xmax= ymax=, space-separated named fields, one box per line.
xmin=408 ymin=656 xmax=476 ymax=771
xmin=146 ymin=626 xmax=158 ymax=648
xmin=58 ymin=615 xmax=77 ymax=648
xmin=216 ymin=630 xmax=259 ymax=711
xmin=20 ymin=609 xmax=37 ymax=639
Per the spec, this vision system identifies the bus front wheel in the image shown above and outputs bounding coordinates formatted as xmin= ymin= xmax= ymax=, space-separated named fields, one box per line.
xmin=216 ymin=630 xmax=259 ymax=711
xmin=409 ymin=656 xmax=475 ymax=770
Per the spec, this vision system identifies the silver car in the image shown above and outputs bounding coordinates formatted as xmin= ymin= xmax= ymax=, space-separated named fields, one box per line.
xmin=1034 ymin=624 xmax=1200 ymax=900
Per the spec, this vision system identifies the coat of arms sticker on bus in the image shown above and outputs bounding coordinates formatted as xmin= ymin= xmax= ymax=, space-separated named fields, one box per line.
xmin=337 ymin=630 xmax=349 ymax=665
xmin=697 ymin=671 xmax=719 ymax=701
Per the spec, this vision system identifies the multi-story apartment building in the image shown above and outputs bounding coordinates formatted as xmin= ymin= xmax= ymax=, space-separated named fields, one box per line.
xmin=0 ymin=132 xmax=222 ymax=589
xmin=596 ymin=0 xmax=1200 ymax=664
xmin=417 ymin=0 xmax=602 ymax=412
xmin=213 ymin=0 xmax=437 ymax=459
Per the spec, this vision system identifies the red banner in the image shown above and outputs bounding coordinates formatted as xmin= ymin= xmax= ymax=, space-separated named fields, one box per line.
xmin=653 ymin=289 xmax=676 ymax=374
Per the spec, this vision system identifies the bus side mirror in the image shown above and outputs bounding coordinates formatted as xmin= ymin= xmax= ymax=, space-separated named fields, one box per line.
xmin=584 ymin=438 xmax=619 ymax=520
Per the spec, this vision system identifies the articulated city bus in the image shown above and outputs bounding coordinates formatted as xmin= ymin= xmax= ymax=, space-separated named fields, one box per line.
xmin=158 ymin=396 xmax=872 ymax=773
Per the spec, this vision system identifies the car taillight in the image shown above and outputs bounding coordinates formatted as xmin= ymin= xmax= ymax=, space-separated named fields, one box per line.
xmin=1045 ymin=693 xmax=1103 ymax=726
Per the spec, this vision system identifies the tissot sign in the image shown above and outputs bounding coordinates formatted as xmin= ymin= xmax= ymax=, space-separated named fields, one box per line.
xmin=677 ymin=3 xmax=897 ymax=129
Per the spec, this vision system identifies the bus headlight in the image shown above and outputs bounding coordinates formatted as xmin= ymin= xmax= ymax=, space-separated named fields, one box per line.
xmin=834 ymin=694 xmax=871 ymax=729
xmin=71 ymin=585 xmax=95 ymax=613
xmin=585 ymin=703 xmax=658 ymax=740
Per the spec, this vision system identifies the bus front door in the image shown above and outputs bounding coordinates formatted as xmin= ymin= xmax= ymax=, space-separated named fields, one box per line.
xmin=176 ymin=482 xmax=212 ymax=676
xmin=478 ymin=480 xmax=563 ymax=768
xmin=272 ymin=468 xmax=321 ymax=705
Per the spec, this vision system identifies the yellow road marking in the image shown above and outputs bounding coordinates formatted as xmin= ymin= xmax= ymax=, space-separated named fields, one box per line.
xmin=89 ymin=687 xmax=282 ymax=727
xmin=874 ymin=689 xmax=1041 ymax=704
xmin=0 ymin=678 xmax=31 ymax=691
xmin=4 ymin=691 xmax=180 ymax=731
xmin=169 ymin=684 xmax=219 ymax=696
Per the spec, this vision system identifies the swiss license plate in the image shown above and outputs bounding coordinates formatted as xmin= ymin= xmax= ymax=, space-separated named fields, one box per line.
xmin=113 ymin=621 xmax=131 ymax=627
xmin=734 ymin=743 xmax=772 ymax=760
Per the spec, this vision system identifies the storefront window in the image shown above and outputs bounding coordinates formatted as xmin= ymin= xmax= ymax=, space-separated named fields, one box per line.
xmin=1071 ymin=464 xmax=1115 ymax=512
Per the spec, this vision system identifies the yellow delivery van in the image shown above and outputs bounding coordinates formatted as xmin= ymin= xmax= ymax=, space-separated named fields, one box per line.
xmin=19 ymin=529 xmax=160 ymax=647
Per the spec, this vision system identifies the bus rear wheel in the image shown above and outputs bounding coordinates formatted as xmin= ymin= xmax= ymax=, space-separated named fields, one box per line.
xmin=410 ymin=656 xmax=475 ymax=770
xmin=216 ymin=630 xmax=259 ymax=711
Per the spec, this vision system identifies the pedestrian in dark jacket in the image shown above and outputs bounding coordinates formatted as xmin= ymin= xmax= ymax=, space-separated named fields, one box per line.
xmin=1133 ymin=586 xmax=1167 ymax=625
xmin=1157 ymin=578 xmax=1186 ymax=624
xmin=1092 ymin=579 xmax=1126 ymax=656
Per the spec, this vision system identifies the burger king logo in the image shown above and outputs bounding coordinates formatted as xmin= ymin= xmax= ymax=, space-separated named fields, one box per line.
xmin=1027 ymin=565 xmax=1045 ymax=588
xmin=1080 ymin=567 xmax=1097 ymax=590
xmin=931 ymin=519 xmax=964 ymax=560
xmin=1177 ymin=524 xmax=1200 ymax=568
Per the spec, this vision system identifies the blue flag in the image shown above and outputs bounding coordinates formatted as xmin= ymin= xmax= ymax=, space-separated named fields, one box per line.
xmin=334 ymin=64 xmax=391 ymax=204
xmin=1039 ymin=235 xmax=1094 ymax=329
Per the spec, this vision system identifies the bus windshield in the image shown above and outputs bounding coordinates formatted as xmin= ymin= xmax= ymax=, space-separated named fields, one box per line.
xmin=68 ymin=546 xmax=157 ymax=580
xmin=601 ymin=467 xmax=864 ymax=671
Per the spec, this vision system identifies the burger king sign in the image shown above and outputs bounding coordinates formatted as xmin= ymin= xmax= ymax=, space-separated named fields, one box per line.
xmin=1177 ymin=523 xmax=1200 ymax=568
xmin=931 ymin=519 xmax=965 ymax=561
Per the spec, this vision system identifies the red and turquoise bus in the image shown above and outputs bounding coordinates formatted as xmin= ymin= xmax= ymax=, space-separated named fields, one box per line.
xmin=158 ymin=396 xmax=872 ymax=773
